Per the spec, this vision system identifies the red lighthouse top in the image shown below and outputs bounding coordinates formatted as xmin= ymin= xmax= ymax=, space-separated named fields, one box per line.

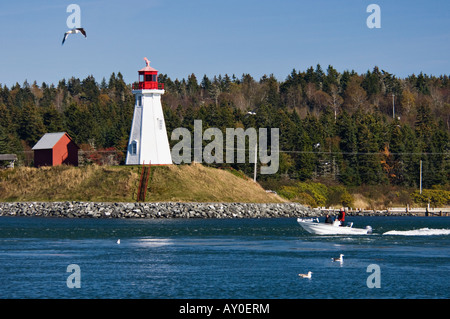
xmin=133 ymin=57 xmax=164 ymax=90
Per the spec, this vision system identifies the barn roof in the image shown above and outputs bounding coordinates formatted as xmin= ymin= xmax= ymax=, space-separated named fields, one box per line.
xmin=32 ymin=132 xmax=75 ymax=150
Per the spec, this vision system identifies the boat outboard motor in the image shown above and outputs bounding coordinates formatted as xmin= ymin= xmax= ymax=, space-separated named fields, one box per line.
xmin=365 ymin=226 xmax=373 ymax=234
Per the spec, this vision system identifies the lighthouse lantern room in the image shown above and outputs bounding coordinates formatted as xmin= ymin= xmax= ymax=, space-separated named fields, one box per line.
xmin=134 ymin=57 xmax=164 ymax=90
xmin=126 ymin=58 xmax=172 ymax=165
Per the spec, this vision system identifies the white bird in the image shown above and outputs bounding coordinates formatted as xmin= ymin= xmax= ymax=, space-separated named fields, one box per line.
xmin=298 ymin=271 xmax=312 ymax=279
xmin=332 ymin=254 xmax=344 ymax=262
xmin=116 ymin=239 xmax=120 ymax=244
xmin=62 ymin=28 xmax=87 ymax=45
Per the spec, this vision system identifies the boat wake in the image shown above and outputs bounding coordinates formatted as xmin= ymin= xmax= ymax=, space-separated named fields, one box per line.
xmin=383 ymin=228 xmax=450 ymax=236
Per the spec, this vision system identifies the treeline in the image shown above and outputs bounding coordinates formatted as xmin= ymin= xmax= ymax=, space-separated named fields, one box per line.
xmin=0 ymin=73 xmax=134 ymax=164
xmin=0 ymin=65 xmax=449 ymax=188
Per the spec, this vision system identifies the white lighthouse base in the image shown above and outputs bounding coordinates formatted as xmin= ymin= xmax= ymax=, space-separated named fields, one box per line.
xmin=125 ymin=89 xmax=172 ymax=165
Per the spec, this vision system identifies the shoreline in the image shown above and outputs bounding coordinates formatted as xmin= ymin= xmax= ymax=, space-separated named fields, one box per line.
xmin=0 ymin=201 xmax=430 ymax=219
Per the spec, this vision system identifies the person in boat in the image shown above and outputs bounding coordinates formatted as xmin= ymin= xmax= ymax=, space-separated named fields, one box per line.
xmin=338 ymin=208 xmax=346 ymax=226
xmin=325 ymin=214 xmax=334 ymax=224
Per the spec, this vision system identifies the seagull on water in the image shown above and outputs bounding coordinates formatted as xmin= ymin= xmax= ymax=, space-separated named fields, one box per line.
xmin=332 ymin=254 xmax=344 ymax=262
xmin=62 ymin=28 xmax=87 ymax=45
xmin=298 ymin=271 xmax=312 ymax=279
xmin=117 ymin=239 xmax=120 ymax=244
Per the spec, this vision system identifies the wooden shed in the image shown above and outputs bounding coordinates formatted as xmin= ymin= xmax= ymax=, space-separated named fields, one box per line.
xmin=0 ymin=154 xmax=18 ymax=168
xmin=32 ymin=132 xmax=79 ymax=167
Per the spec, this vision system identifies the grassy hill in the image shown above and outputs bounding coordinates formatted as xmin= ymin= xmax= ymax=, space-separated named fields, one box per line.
xmin=0 ymin=163 xmax=284 ymax=203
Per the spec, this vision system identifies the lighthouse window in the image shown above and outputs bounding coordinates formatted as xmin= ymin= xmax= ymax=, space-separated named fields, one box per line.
xmin=145 ymin=74 xmax=153 ymax=82
xmin=131 ymin=140 xmax=138 ymax=155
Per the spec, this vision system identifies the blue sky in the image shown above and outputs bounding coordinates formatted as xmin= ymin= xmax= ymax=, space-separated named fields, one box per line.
xmin=0 ymin=0 xmax=449 ymax=87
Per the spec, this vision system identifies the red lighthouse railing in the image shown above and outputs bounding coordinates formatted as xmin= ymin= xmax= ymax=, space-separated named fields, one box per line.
xmin=132 ymin=82 xmax=164 ymax=90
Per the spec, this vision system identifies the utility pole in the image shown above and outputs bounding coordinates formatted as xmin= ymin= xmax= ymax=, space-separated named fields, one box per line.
xmin=419 ymin=160 xmax=423 ymax=194
xmin=392 ymin=93 xmax=395 ymax=119
xmin=253 ymin=142 xmax=257 ymax=182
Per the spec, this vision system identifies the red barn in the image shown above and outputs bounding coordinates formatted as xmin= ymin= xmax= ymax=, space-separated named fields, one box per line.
xmin=32 ymin=132 xmax=79 ymax=167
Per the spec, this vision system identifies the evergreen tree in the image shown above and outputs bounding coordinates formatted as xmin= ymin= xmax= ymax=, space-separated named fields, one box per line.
xmin=67 ymin=77 xmax=82 ymax=96
xmin=356 ymin=113 xmax=387 ymax=185
xmin=399 ymin=124 xmax=420 ymax=187
xmin=100 ymin=77 xmax=108 ymax=91
xmin=304 ymin=66 xmax=315 ymax=86
xmin=295 ymin=124 xmax=315 ymax=180
xmin=17 ymin=102 xmax=46 ymax=146
xmin=314 ymin=64 xmax=325 ymax=89
xmin=200 ymin=74 xmax=212 ymax=98
xmin=428 ymin=122 xmax=449 ymax=186
xmin=81 ymin=75 xmax=100 ymax=102
xmin=42 ymin=105 xmax=64 ymax=132
xmin=337 ymin=112 xmax=360 ymax=185
xmin=221 ymin=74 xmax=232 ymax=92
xmin=0 ymin=103 xmax=12 ymax=133
xmin=0 ymin=85 xmax=13 ymax=106
xmin=362 ymin=66 xmax=383 ymax=98
xmin=323 ymin=65 xmax=340 ymax=94
xmin=415 ymin=102 xmax=433 ymax=141
xmin=415 ymin=72 xmax=430 ymax=95
xmin=64 ymin=103 xmax=94 ymax=145
xmin=0 ymin=125 xmax=13 ymax=154
xmin=384 ymin=119 xmax=407 ymax=185
xmin=187 ymin=73 xmax=199 ymax=97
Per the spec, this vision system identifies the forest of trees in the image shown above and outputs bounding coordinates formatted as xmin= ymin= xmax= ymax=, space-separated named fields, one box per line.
xmin=0 ymin=65 xmax=449 ymax=189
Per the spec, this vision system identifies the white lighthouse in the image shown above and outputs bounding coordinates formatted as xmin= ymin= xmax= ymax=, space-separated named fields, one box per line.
xmin=125 ymin=58 xmax=172 ymax=165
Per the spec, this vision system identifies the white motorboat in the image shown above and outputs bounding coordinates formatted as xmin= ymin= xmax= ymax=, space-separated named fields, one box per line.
xmin=297 ymin=218 xmax=372 ymax=235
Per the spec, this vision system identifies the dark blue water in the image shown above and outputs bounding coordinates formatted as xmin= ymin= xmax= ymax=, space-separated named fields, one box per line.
xmin=0 ymin=216 xmax=449 ymax=299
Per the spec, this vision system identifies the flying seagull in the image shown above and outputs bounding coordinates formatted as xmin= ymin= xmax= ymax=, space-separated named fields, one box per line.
xmin=62 ymin=28 xmax=87 ymax=45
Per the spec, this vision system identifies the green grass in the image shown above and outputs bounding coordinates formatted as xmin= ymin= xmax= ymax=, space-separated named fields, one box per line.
xmin=0 ymin=165 xmax=139 ymax=202
xmin=0 ymin=163 xmax=283 ymax=203
xmin=146 ymin=163 xmax=282 ymax=203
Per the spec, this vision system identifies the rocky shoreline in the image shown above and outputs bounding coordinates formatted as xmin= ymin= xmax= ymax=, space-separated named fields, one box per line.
xmin=0 ymin=201 xmax=416 ymax=219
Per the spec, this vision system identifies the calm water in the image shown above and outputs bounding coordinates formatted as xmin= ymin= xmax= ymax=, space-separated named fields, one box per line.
xmin=0 ymin=216 xmax=449 ymax=299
